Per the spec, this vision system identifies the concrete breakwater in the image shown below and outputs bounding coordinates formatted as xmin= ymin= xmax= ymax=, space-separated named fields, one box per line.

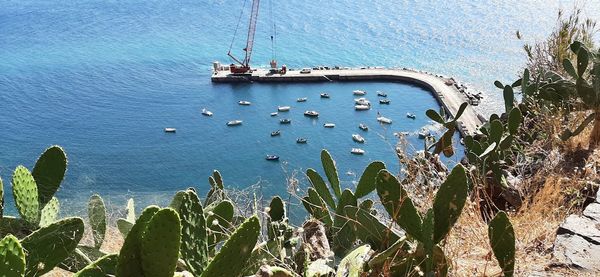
xmin=212 ymin=67 xmax=484 ymax=137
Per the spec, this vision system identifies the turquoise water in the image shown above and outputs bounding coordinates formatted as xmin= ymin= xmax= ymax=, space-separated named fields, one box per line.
xmin=1 ymin=1 xmax=599 ymax=213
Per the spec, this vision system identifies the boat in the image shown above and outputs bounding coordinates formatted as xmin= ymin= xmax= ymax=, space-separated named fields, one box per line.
xmin=280 ymin=118 xmax=292 ymax=124
xmin=406 ymin=113 xmax=416 ymax=119
xmin=379 ymin=99 xmax=391 ymax=104
xmin=297 ymin=97 xmax=307 ymax=102
xmin=270 ymin=112 xmax=278 ymax=116
xmin=377 ymin=91 xmax=387 ymax=97
xmin=271 ymin=130 xmax=281 ymax=136
xmin=201 ymin=108 xmax=213 ymax=116
xmin=354 ymin=97 xmax=371 ymax=106
xmin=278 ymin=106 xmax=291 ymax=112
xmin=323 ymin=123 xmax=336 ymax=128
xmin=164 ymin=128 xmax=176 ymax=133
xmin=377 ymin=116 xmax=392 ymax=124
xmin=351 ymin=148 xmax=365 ymax=155
xmin=359 ymin=123 xmax=368 ymax=131
xmin=304 ymin=110 xmax=319 ymax=117
xmin=238 ymin=100 xmax=251 ymax=106
xmin=418 ymin=129 xmax=431 ymax=139
xmin=355 ymin=105 xmax=371 ymax=111
xmin=226 ymin=120 xmax=243 ymax=126
xmin=266 ymin=155 xmax=280 ymax=161
xmin=296 ymin=138 xmax=308 ymax=144
xmin=394 ymin=131 xmax=410 ymax=138
xmin=353 ymin=90 xmax=366 ymax=95
xmin=352 ymin=134 xmax=365 ymax=143
xmin=320 ymin=93 xmax=330 ymax=98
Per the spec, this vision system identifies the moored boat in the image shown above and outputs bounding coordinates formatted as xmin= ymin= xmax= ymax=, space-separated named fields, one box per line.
xmin=352 ymin=134 xmax=365 ymax=143
xmin=278 ymin=106 xmax=291 ymax=112
xmin=355 ymin=104 xmax=371 ymax=111
xmin=304 ymin=110 xmax=319 ymax=117
xmin=271 ymin=130 xmax=281 ymax=136
xmin=320 ymin=93 xmax=330 ymax=98
xmin=226 ymin=120 xmax=243 ymax=126
xmin=266 ymin=155 xmax=279 ymax=161
xmin=359 ymin=123 xmax=369 ymax=131
xmin=377 ymin=91 xmax=387 ymax=97
xmin=201 ymin=108 xmax=213 ymax=116
xmin=296 ymin=138 xmax=308 ymax=144
xmin=297 ymin=97 xmax=307 ymax=102
xmin=323 ymin=123 xmax=335 ymax=128
xmin=270 ymin=112 xmax=278 ymax=116
xmin=379 ymin=99 xmax=391 ymax=104
xmin=354 ymin=97 xmax=371 ymax=106
xmin=351 ymin=148 xmax=365 ymax=155
xmin=164 ymin=128 xmax=176 ymax=133
xmin=353 ymin=90 xmax=366 ymax=95
xmin=406 ymin=113 xmax=416 ymax=119
xmin=238 ymin=100 xmax=251 ymax=106
xmin=280 ymin=118 xmax=292 ymax=124
xmin=377 ymin=116 xmax=392 ymax=124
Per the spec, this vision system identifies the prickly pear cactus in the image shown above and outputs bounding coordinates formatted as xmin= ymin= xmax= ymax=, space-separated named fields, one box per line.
xmin=21 ymin=217 xmax=85 ymax=277
xmin=140 ymin=208 xmax=181 ymax=277
xmin=125 ymin=198 xmax=135 ymax=222
xmin=306 ymin=168 xmax=336 ymax=209
xmin=335 ymin=245 xmax=372 ymax=277
xmin=354 ymin=161 xmax=386 ymax=198
xmin=73 ymin=253 xmax=118 ymax=277
xmin=200 ymin=216 xmax=261 ymax=277
xmin=206 ymin=199 xmax=234 ymax=248
xmin=507 ymin=107 xmax=522 ymax=135
xmin=116 ymin=205 xmax=159 ymax=277
xmin=344 ymin=206 xmax=400 ymax=251
xmin=169 ymin=190 xmax=187 ymax=213
xmin=375 ymin=169 xmax=422 ymax=241
xmin=39 ymin=196 xmax=60 ymax=227
xmin=257 ymin=265 xmax=295 ymax=277
xmin=320 ymin=150 xmax=341 ymax=198
xmin=432 ymin=164 xmax=467 ymax=243
xmin=88 ymin=194 xmax=107 ymax=249
xmin=488 ymin=211 xmax=515 ymax=277
xmin=0 ymin=234 xmax=26 ymax=277
xmin=302 ymin=188 xmax=333 ymax=226
xmin=332 ymin=189 xmax=357 ymax=256
xmin=268 ymin=196 xmax=285 ymax=222
xmin=11 ymin=165 xmax=40 ymax=225
xmin=212 ymin=170 xmax=224 ymax=189
xmin=32 ymin=145 xmax=67 ymax=208
xmin=180 ymin=190 xmax=209 ymax=276
xmin=116 ymin=198 xmax=136 ymax=238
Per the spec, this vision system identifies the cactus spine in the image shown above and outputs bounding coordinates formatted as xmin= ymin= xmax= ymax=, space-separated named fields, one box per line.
xmin=88 ymin=194 xmax=106 ymax=249
xmin=0 ymin=234 xmax=26 ymax=277
xmin=488 ymin=211 xmax=515 ymax=277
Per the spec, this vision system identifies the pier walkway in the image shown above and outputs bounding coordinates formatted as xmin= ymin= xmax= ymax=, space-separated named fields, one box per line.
xmin=212 ymin=67 xmax=484 ymax=137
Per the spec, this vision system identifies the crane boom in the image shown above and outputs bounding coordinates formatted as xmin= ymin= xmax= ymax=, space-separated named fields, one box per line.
xmin=228 ymin=0 xmax=260 ymax=73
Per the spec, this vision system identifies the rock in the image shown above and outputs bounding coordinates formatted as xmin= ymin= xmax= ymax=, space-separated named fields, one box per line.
xmin=302 ymin=220 xmax=333 ymax=261
xmin=553 ymin=233 xmax=600 ymax=271
xmin=584 ymin=203 xmax=600 ymax=221
xmin=557 ymin=215 xmax=600 ymax=244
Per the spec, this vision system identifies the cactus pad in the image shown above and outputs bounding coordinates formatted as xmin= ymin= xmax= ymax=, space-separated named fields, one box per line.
xmin=376 ymin=170 xmax=422 ymax=241
xmin=0 ymin=234 xmax=26 ymax=277
xmin=306 ymin=168 xmax=336 ymax=209
xmin=354 ymin=161 xmax=386 ymax=198
xmin=212 ymin=170 xmax=224 ymax=189
xmin=117 ymin=219 xmax=133 ymax=238
xmin=73 ymin=253 xmax=118 ymax=277
xmin=32 ymin=145 xmax=67 ymax=208
xmin=344 ymin=206 xmax=400 ymax=251
xmin=333 ymin=189 xmax=357 ymax=256
xmin=88 ymin=194 xmax=107 ymax=249
xmin=206 ymin=199 xmax=234 ymax=248
xmin=508 ymin=107 xmax=522 ymax=135
xmin=11 ymin=165 xmax=40 ymax=225
xmin=169 ymin=190 xmax=187 ymax=212
xmin=140 ymin=208 xmax=181 ymax=277
xmin=320 ymin=150 xmax=341 ymax=198
xmin=432 ymin=164 xmax=468 ymax=244
xmin=200 ymin=216 xmax=261 ymax=277
xmin=21 ymin=217 xmax=84 ymax=277
xmin=116 ymin=205 xmax=159 ymax=277
xmin=302 ymin=188 xmax=333 ymax=226
xmin=180 ymin=190 xmax=209 ymax=276
xmin=126 ymin=198 xmax=135 ymax=222
xmin=335 ymin=245 xmax=372 ymax=277
xmin=39 ymin=196 xmax=60 ymax=227
xmin=488 ymin=211 xmax=515 ymax=277
xmin=268 ymin=196 xmax=285 ymax=222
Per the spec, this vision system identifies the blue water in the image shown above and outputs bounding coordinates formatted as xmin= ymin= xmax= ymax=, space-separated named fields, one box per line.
xmin=1 ymin=1 xmax=599 ymax=214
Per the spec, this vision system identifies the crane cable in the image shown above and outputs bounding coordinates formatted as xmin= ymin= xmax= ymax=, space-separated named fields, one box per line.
xmin=228 ymin=0 xmax=249 ymax=55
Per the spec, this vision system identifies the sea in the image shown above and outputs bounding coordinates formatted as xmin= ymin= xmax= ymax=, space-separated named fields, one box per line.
xmin=1 ymin=0 xmax=599 ymax=216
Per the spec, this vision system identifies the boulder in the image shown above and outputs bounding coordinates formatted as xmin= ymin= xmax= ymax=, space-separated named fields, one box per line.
xmin=557 ymin=215 xmax=600 ymax=244
xmin=553 ymin=233 xmax=600 ymax=271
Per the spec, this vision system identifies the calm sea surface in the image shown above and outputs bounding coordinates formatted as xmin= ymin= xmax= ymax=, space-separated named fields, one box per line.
xmin=1 ymin=1 xmax=598 ymax=214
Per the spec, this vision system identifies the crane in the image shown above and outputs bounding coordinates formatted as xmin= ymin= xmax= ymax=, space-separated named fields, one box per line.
xmin=228 ymin=0 xmax=260 ymax=74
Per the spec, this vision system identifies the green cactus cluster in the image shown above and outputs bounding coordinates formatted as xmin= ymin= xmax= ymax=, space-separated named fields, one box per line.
xmin=425 ymin=102 xmax=468 ymax=157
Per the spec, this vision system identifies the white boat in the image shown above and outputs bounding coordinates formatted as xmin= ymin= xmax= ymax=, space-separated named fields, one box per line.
xmin=238 ymin=101 xmax=251 ymax=106
xmin=353 ymin=90 xmax=366 ymax=95
xmin=297 ymin=97 xmax=307 ymax=102
xmin=379 ymin=99 xmax=391 ymax=104
xmin=201 ymin=108 xmax=213 ymax=116
xmin=164 ymin=128 xmax=176 ymax=133
xmin=226 ymin=120 xmax=243 ymax=126
xmin=359 ymin=123 xmax=368 ymax=131
xmin=278 ymin=106 xmax=291 ymax=112
xmin=355 ymin=105 xmax=371 ymax=111
xmin=304 ymin=110 xmax=319 ymax=117
xmin=265 ymin=155 xmax=280 ymax=161
xmin=270 ymin=112 xmax=278 ymax=116
xmin=323 ymin=123 xmax=336 ymax=128
xmin=351 ymin=148 xmax=365 ymax=155
xmin=406 ymin=113 xmax=416 ymax=119
xmin=377 ymin=116 xmax=392 ymax=124
xmin=377 ymin=91 xmax=387 ymax=97
xmin=354 ymin=98 xmax=371 ymax=106
xmin=352 ymin=134 xmax=365 ymax=143
xmin=320 ymin=93 xmax=330 ymax=98
xmin=280 ymin=118 xmax=292 ymax=124
xmin=296 ymin=138 xmax=308 ymax=144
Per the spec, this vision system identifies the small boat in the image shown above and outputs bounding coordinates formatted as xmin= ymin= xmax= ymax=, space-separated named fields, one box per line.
xmin=406 ymin=113 xmax=416 ymax=119
xmin=377 ymin=91 xmax=387 ymax=97
xmin=352 ymin=134 xmax=365 ymax=143
xmin=296 ymin=138 xmax=308 ymax=144
xmin=377 ymin=116 xmax=392 ymax=124
xmin=238 ymin=101 xmax=251 ymax=106
xmin=297 ymin=97 xmax=307 ymax=102
xmin=226 ymin=120 xmax=243 ymax=126
xmin=379 ymin=99 xmax=391 ymax=104
xmin=201 ymin=108 xmax=213 ymax=116
xmin=280 ymin=118 xmax=292 ymax=124
xmin=354 ymin=97 xmax=371 ymax=106
xmin=271 ymin=130 xmax=281 ymax=136
xmin=304 ymin=110 xmax=319 ymax=117
xmin=394 ymin=131 xmax=410 ymax=138
xmin=164 ymin=128 xmax=176 ymax=133
xmin=323 ymin=123 xmax=336 ymax=128
xmin=351 ymin=148 xmax=365 ymax=155
xmin=353 ymin=90 xmax=366 ymax=95
xmin=359 ymin=123 xmax=369 ymax=131
xmin=320 ymin=93 xmax=330 ymax=98
xmin=355 ymin=105 xmax=371 ymax=111
xmin=266 ymin=155 xmax=280 ymax=161
xmin=418 ymin=129 xmax=431 ymax=139
xmin=278 ymin=106 xmax=291 ymax=112
xmin=270 ymin=112 xmax=278 ymax=116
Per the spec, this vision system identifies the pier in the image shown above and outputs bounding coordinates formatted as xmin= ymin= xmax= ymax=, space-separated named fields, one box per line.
xmin=212 ymin=67 xmax=484 ymax=137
